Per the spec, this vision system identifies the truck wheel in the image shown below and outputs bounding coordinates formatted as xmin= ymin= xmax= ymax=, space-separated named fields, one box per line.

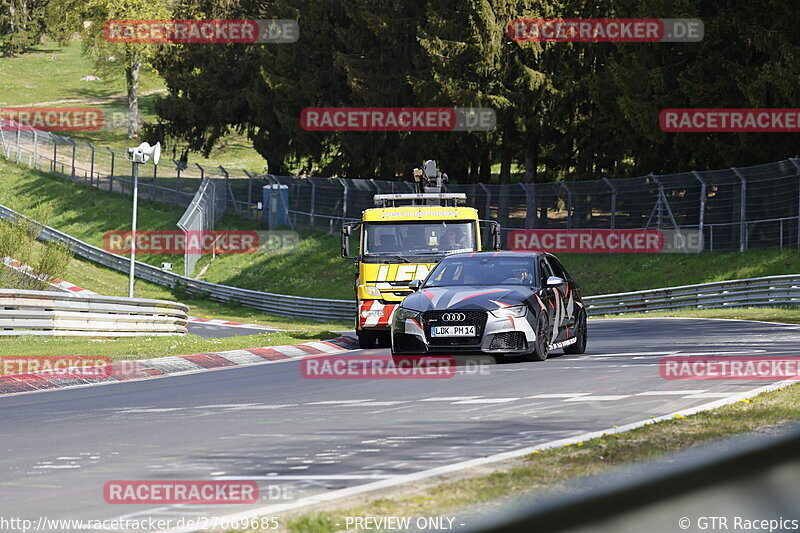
xmin=357 ymin=330 xmax=377 ymax=349
xmin=376 ymin=332 xmax=392 ymax=348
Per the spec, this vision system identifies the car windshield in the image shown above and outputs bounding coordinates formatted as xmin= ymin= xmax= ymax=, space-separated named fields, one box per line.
xmin=364 ymin=222 xmax=476 ymax=256
xmin=424 ymin=256 xmax=537 ymax=287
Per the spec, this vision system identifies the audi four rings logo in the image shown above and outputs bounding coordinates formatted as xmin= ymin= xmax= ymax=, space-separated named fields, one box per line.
xmin=443 ymin=313 xmax=466 ymax=322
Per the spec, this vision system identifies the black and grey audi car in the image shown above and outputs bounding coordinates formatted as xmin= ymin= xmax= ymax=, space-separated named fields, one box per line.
xmin=391 ymin=251 xmax=587 ymax=361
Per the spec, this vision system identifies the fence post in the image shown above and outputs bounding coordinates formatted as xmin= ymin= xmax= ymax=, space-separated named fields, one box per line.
xmin=691 ymin=171 xmax=706 ymax=239
xmin=561 ymin=182 xmax=573 ymax=229
xmin=242 ymin=169 xmax=253 ymax=218
xmin=338 ymin=178 xmax=348 ymax=224
xmin=478 ymin=183 xmax=491 ymax=220
xmin=790 ymin=159 xmax=800 ymax=249
xmin=219 ymin=166 xmax=240 ymax=215
xmin=172 ymin=160 xmax=184 ymax=206
xmin=15 ymin=122 xmax=21 ymax=162
xmin=523 ymin=183 xmax=536 ymax=229
xmin=309 ymin=180 xmax=316 ymax=228
xmin=731 ymin=167 xmax=747 ymax=251
xmin=603 ymin=178 xmax=617 ymax=229
xmin=106 ymin=147 xmax=115 ymax=192
xmin=150 ymin=162 xmax=158 ymax=201
xmin=87 ymin=143 xmax=95 ymax=186
xmin=32 ymin=130 xmax=38 ymax=169
xmin=52 ymin=135 xmax=57 ymax=173
xmin=68 ymin=138 xmax=76 ymax=180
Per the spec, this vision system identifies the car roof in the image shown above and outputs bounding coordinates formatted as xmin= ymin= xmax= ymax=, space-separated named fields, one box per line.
xmin=445 ymin=251 xmax=545 ymax=259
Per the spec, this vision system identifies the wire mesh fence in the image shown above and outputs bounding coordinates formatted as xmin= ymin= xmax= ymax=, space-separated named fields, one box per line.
xmin=176 ymin=177 xmax=228 ymax=277
xmin=2 ymin=117 xmax=799 ymax=252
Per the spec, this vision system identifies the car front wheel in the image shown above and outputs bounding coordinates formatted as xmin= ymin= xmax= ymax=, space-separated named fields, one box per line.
xmin=522 ymin=313 xmax=550 ymax=362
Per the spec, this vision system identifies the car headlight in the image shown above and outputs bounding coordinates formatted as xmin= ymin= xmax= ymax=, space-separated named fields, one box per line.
xmin=490 ymin=305 xmax=527 ymax=318
xmin=362 ymin=285 xmax=382 ymax=298
xmin=395 ymin=307 xmax=421 ymax=321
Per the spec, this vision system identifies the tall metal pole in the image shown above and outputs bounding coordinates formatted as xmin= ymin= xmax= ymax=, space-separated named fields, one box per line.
xmin=129 ymin=162 xmax=139 ymax=298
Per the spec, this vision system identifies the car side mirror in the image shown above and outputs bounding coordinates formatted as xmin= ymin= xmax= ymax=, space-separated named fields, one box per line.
xmin=408 ymin=279 xmax=422 ymax=291
xmin=546 ymin=276 xmax=566 ymax=289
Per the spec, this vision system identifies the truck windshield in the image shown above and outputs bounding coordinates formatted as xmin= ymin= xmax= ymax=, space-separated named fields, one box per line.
xmin=364 ymin=222 xmax=476 ymax=257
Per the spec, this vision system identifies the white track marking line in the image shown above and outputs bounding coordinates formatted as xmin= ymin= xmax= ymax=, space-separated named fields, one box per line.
xmin=347 ymin=401 xmax=408 ymax=406
xmin=451 ymin=398 xmax=520 ymax=404
xmin=306 ymin=400 xmax=375 ymax=405
xmin=213 ymin=474 xmax=394 ymax=480
xmin=564 ymin=395 xmax=631 ymax=402
xmin=419 ymin=396 xmax=483 ymax=402
xmin=527 ymin=393 xmax=591 ymax=399
xmin=683 ymin=392 xmax=743 ymax=398
xmin=635 ymin=390 xmax=707 ymax=396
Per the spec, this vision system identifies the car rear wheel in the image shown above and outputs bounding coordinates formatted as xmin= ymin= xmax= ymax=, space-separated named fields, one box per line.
xmin=522 ymin=313 xmax=550 ymax=362
xmin=564 ymin=310 xmax=587 ymax=354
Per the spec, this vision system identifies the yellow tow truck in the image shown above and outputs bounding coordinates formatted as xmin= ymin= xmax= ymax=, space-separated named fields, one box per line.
xmin=342 ymin=161 xmax=500 ymax=348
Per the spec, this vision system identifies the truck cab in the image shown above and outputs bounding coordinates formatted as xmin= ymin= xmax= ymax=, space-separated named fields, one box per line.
xmin=343 ymin=171 xmax=500 ymax=348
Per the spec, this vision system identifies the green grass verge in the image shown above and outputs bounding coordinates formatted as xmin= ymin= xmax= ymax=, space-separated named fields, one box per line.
xmin=0 ymin=330 xmax=337 ymax=361
xmin=269 ymin=382 xmax=800 ymax=533
xmin=596 ymin=306 xmax=800 ymax=324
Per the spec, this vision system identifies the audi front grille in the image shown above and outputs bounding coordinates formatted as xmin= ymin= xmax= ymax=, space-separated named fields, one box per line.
xmin=422 ymin=310 xmax=487 ymax=346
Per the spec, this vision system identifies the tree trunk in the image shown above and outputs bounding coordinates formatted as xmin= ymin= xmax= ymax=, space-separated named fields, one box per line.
xmin=126 ymin=48 xmax=141 ymax=139
xmin=497 ymin=112 xmax=513 ymax=227
xmin=8 ymin=1 xmax=16 ymax=57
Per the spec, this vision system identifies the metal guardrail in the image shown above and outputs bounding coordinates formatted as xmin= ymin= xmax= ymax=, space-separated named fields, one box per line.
xmin=0 ymin=289 xmax=188 ymax=336
xmin=583 ymin=274 xmax=800 ymax=316
xmin=1 ymin=203 xmax=797 ymax=322
xmin=466 ymin=423 xmax=800 ymax=533
xmin=0 ymin=204 xmax=356 ymax=322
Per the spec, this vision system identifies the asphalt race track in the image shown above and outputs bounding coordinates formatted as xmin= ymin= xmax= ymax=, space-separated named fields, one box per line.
xmin=2 ymin=318 xmax=800 ymax=532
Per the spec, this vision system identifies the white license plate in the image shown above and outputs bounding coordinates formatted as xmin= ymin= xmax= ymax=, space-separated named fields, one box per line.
xmin=431 ymin=325 xmax=476 ymax=337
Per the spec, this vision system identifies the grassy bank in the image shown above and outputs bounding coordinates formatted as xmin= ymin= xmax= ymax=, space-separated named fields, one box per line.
xmin=271 ymin=382 xmax=800 ymax=533
xmin=0 ymin=330 xmax=337 ymax=361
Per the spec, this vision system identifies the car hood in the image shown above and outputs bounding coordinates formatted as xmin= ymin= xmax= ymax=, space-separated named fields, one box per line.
xmin=402 ymin=285 xmax=535 ymax=312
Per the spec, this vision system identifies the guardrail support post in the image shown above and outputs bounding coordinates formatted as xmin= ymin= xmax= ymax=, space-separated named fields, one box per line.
xmin=732 ymin=167 xmax=747 ymax=251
